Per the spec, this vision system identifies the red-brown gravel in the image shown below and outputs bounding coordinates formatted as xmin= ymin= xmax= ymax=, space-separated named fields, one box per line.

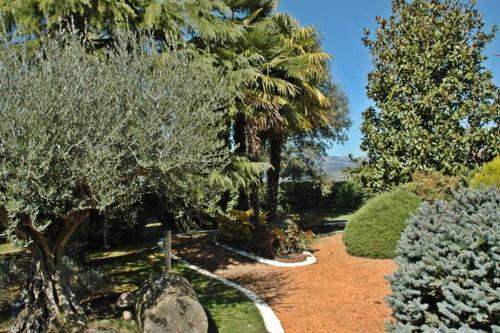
xmin=173 ymin=233 xmax=397 ymax=333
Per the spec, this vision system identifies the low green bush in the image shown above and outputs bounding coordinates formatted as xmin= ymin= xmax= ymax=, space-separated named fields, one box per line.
xmin=402 ymin=170 xmax=461 ymax=202
xmin=217 ymin=210 xmax=265 ymax=245
xmin=343 ymin=189 xmax=421 ymax=259
xmin=387 ymin=188 xmax=500 ymax=332
xmin=470 ymin=155 xmax=500 ymax=188
xmin=328 ymin=180 xmax=365 ymax=213
xmin=217 ymin=210 xmax=254 ymax=245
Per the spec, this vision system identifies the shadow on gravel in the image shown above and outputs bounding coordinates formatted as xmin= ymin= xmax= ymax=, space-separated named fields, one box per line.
xmin=172 ymin=233 xmax=292 ymax=306
xmin=310 ymin=222 xmax=346 ymax=236
xmin=172 ymin=233 xmax=255 ymax=272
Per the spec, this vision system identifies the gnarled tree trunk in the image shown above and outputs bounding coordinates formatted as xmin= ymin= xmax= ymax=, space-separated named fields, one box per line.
xmin=10 ymin=213 xmax=87 ymax=333
xmin=10 ymin=246 xmax=83 ymax=333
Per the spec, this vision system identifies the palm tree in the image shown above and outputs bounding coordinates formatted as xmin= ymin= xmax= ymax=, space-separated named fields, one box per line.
xmin=0 ymin=0 xmax=242 ymax=46
xmin=199 ymin=0 xmax=279 ymax=211
xmin=234 ymin=14 xmax=332 ymax=224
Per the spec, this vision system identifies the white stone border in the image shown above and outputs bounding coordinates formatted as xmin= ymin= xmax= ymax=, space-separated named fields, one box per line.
xmin=213 ymin=239 xmax=316 ymax=268
xmin=172 ymin=254 xmax=285 ymax=333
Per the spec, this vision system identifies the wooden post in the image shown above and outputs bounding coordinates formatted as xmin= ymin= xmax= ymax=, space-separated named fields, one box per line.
xmin=164 ymin=230 xmax=172 ymax=272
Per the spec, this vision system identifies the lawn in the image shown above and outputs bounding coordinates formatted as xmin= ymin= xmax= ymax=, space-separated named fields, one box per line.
xmin=0 ymin=243 xmax=20 ymax=256
xmin=324 ymin=211 xmax=355 ymax=224
xmin=0 ymin=241 xmax=267 ymax=333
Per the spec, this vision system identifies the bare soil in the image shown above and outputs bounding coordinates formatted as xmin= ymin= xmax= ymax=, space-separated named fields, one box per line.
xmin=173 ymin=232 xmax=397 ymax=333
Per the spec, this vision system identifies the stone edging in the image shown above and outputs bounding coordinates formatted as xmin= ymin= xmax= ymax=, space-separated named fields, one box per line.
xmin=172 ymin=254 xmax=285 ymax=333
xmin=213 ymin=239 xmax=316 ymax=267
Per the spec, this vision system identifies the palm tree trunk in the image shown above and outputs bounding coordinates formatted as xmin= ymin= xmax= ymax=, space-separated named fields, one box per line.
xmin=267 ymin=133 xmax=284 ymax=224
xmin=234 ymin=113 xmax=250 ymax=211
xmin=246 ymin=123 xmax=262 ymax=228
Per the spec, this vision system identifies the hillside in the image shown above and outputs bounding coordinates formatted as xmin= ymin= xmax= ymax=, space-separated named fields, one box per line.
xmin=321 ymin=156 xmax=360 ymax=181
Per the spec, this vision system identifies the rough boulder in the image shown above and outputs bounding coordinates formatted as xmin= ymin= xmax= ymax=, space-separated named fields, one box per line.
xmin=135 ymin=274 xmax=208 ymax=333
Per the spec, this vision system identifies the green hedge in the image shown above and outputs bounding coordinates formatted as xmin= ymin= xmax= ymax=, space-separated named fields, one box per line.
xmin=402 ymin=170 xmax=461 ymax=202
xmin=343 ymin=189 xmax=421 ymax=259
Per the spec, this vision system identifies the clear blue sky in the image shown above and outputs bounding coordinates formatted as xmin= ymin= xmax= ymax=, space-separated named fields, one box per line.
xmin=278 ymin=0 xmax=500 ymax=157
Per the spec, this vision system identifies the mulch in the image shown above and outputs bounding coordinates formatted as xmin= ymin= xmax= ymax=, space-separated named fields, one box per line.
xmin=173 ymin=232 xmax=397 ymax=333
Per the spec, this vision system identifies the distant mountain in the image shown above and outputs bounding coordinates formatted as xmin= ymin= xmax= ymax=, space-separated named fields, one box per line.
xmin=321 ymin=156 xmax=362 ymax=181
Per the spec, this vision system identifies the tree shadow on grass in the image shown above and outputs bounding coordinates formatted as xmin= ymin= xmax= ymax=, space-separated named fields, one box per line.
xmin=82 ymin=239 xmax=271 ymax=332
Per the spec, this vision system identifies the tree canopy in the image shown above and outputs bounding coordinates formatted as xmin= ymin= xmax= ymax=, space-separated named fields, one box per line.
xmin=0 ymin=31 xmax=230 ymax=332
xmin=0 ymin=0 xmax=242 ymax=44
xmin=357 ymin=0 xmax=500 ymax=194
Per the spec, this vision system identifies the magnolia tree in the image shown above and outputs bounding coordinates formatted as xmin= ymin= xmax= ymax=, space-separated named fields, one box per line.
xmin=0 ymin=31 xmax=230 ymax=332
xmin=357 ymin=0 xmax=500 ymax=194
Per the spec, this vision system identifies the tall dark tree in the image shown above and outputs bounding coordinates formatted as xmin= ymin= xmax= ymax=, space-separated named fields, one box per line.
xmin=357 ymin=0 xmax=500 ymax=194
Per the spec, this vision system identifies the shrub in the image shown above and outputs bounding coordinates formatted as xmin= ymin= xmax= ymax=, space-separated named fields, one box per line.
xmin=343 ymin=189 xmax=421 ymax=259
xmin=328 ymin=180 xmax=365 ymax=213
xmin=0 ymin=256 xmax=29 ymax=287
xmin=61 ymin=257 xmax=107 ymax=298
xmin=294 ymin=209 xmax=328 ymax=230
xmin=386 ymin=188 xmax=500 ymax=332
xmin=272 ymin=220 xmax=314 ymax=256
xmin=470 ymin=155 xmax=500 ymax=188
xmin=403 ymin=170 xmax=462 ymax=202
xmin=217 ymin=210 xmax=265 ymax=245
xmin=280 ymin=181 xmax=325 ymax=212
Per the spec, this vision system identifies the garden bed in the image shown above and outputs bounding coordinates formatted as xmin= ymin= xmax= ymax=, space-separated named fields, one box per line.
xmin=213 ymin=239 xmax=316 ymax=267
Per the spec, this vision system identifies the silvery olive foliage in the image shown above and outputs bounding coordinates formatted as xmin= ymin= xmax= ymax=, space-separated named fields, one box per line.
xmin=387 ymin=188 xmax=500 ymax=332
xmin=0 ymin=30 xmax=231 ymax=246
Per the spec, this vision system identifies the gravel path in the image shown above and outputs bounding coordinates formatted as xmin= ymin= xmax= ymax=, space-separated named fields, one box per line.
xmin=173 ymin=233 xmax=396 ymax=333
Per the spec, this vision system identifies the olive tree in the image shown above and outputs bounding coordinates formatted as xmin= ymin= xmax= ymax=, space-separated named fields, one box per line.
xmin=0 ymin=31 xmax=230 ymax=332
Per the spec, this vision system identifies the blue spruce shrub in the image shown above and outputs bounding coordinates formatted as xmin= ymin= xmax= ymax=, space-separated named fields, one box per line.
xmin=387 ymin=188 xmax=500 ymax=332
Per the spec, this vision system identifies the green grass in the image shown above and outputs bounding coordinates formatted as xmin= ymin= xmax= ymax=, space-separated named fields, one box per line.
xmin=343 ymin=189 xmax=422 ymax=259
xmin=0 ymin=243 xmax=20 ymax=256
xmin=0 ymin=241 xmax=266 ymax=333
xmin=176 ymin=264 xmax=266 ymax=333
xmin=85 ymin=243 xmax=266 ymax=333
xmin=324 ymin=211 xmax=355 ymax=223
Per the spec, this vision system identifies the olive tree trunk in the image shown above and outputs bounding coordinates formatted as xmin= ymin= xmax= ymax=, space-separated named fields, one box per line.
xmin=10 ymin=213 xmax=87 ymax=333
